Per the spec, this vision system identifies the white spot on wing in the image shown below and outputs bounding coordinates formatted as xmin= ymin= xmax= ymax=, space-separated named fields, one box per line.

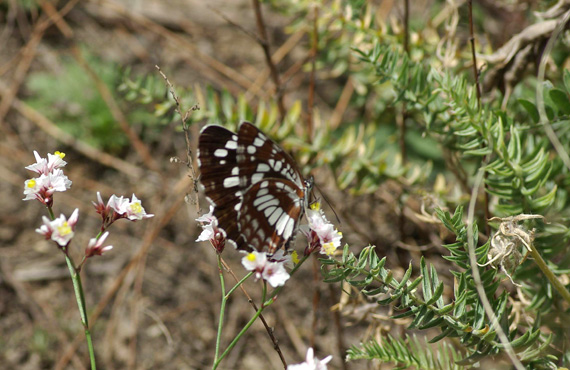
xmin=214 ymin=149 xmax=228 ymax=157
xmin=283 ymin=217 xmax=295 ymax=239
xmin=253 ymin=194 xmax=274 ymax=207
xmin=223 ymin=176 xmax=239 ymax=188
xmin=225 ymin=140 xmax=238 ymax=150
xmin=251 ymin=173 xmax=264 ymax=183
xmin=254 ymin=137 xmax=265 ymax=147
xmin=275 ymin=213 xmax=292 ymax=236
xmin=231 ymin=167 xmax=239 ymax=175
xmin=257 ymin=163 xmax=270 ymax=172
xmin=255 ymin=196 xmax=279 ymax=210
xmin=247 ymin=146 xmax=256 ymax=154
xmin=267 ymin=208 xmax=283 ymax=226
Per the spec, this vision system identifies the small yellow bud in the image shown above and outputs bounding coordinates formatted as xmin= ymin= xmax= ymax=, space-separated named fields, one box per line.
xmin=291 ymin=251 xmax=300 ymax=264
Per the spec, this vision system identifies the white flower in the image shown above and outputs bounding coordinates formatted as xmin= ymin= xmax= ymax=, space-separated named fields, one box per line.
xmin=108 ymin=195 xmax=130 ymax=214
xmin=23 ymin=169 xmax=72 ymax=202
xmin=25 ymin=151 xmax=67 ymax=175
xmin=242 ymin=251 xmax=290 ymax=287
xmin=196 ymin=206 xmax=217 ymax=242
xmin=35 ymin=209 xmax=79 ymax=247
xmin=303 ymin=206 xmax=342 ymax=256
xmin=125 ymin=194 xmax=153 ymax=220
xmin=85 ymin=231 xmax=113 ymax=257
xmin=23 ymin=177 xmax=42 ymax=201
xmin=287 ymin=348 xmax=332 ymax=370
xmin=43 ymin=169 xmax=72 ymax=195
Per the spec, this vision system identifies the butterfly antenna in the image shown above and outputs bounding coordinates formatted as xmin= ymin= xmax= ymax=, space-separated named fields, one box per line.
xmin=313 ymin=182 xmax=341 ymax=224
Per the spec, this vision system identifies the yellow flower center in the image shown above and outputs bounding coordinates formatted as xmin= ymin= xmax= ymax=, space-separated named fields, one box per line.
xmin=54 ymin=151 xmax=65 ymax=159
xmin=322 ymin=242 xmax=336 ymax=256
xmin=129 ymin=202 xmax=142 ymax=214
xmin=57 ymin=221 xmax=72 ymax=236
xmin=310 ymin=202 xmax=321 ymax=211
xmin=246 ymin=253 xmax=257 ymax=262
xmin=27 ymin=179 xmax=36 ymax=188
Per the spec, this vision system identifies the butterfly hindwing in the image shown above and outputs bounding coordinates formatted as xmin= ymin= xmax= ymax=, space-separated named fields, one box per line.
xmin=237 ymin=179 xmax=304 ymax=253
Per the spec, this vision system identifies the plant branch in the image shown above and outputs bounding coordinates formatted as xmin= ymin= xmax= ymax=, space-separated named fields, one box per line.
xmin=251 ymin=0 xmax=286 ymax=121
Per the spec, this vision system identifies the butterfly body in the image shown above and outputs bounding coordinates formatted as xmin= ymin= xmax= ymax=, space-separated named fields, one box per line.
xmin=198 ymin=122 xmax=311 ymax=254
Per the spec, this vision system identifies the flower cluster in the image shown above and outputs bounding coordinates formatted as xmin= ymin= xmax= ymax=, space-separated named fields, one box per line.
xmin=25 ymin=151 xmax=152 ymax=258
xmin=93 ymin=192 xmax=154 ymax=229
xmin=287 ymin=348 xmax=332 ymax=370
xmin=23 ymin=151 xmax=71 ymax=206
xmin=241 ymin=250 xmax=291 ymax=287
xmin=301 ymin=203 xmax=342 ymax=257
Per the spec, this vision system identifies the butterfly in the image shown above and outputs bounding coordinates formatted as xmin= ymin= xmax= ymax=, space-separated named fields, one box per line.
xmin=198 ymin=122 xmax=312 ymax=254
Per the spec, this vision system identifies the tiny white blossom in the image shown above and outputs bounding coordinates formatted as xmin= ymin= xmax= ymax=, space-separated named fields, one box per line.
xmin=43 ymin=169 xmax=72 ymax=195
xmin=35 ymin=209 xmax=79 ymax=247
xmin=23 ymin=177 xmax=42 ymax=201
xmin=287 ymin=348 xmax=332 ymax=370
xmin=242 ymin=251 xmax=290 ymax=287
xmin=108 ymin=195 xmax=129 ymax=214
xmin=196 ymin=206 xmax=217 ymax=242
xmin=86 ymin=231 xmax=113 ymax=257
xmin=25 ymin=151 xmax=67 ymax=175
xmin=125 ymin=194 xmax=153 ymax=220
xmin=303 ymin=206 xmax=342 ymax=256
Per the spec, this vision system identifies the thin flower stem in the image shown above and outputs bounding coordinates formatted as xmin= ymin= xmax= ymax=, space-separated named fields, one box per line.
xmin=47 ymin=206 xmax=55 ymax=220
xmin=212 ymin=253 xmax=311 ymax=369
xmin=225 ymin=271 xmax=254 ymax=299
xmin=213 ymin=282 xmax=268 ymax=370
xmin=64 ymin=252 xmax=97 ymax=369
xmin=214 ymin=254 xmax=227 ymax=365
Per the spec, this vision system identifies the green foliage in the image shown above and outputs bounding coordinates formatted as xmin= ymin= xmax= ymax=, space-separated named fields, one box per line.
xmin=346 ymin=334 xmax=464 ymax=370
xmin=324 ymin=207 xmax=557 ymax=368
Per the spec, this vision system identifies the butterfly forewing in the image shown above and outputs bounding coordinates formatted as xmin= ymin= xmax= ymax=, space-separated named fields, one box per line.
xmin=197 ymin=125 xmax=242 ymax=244
xmin=237 ymin=179 xmax=304 ymax=253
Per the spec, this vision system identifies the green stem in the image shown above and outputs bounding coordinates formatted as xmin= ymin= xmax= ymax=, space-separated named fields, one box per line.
xmin=214 ymin=254 xmax=226 ymax=365
xmin=47 ymin=206 xmax=55 ymax=220
xmin=225 ymin=271 xmax=254 ymax=299
xmin=64 ymin=252 xmax=97 ymax=369
xmin=529 ymin=245 xmax=570 ymax=304
xmin=213 ymin=282 xmax=268 ymax=370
